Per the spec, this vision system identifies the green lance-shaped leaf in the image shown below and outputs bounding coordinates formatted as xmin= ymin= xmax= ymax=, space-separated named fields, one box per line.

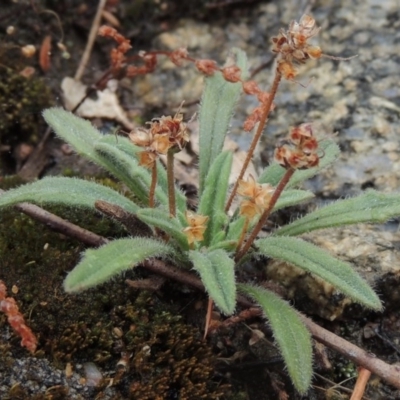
xmin=259 ymin=139 xmax=340 ymax=188
xmin=256 ymin=236 xmax=382 ymax=310
xmin=95 ymin=141 xmax=151 ymax=203
xmin=43 ymin=108 xmax=104 ymax=164
xmin=238 ymin=284 xmax=312 ymax=394
xmin=137 ymin=207 xmax=189 ymax=251
xmin=0 ymin=177 xmax=138 ymax=214
xmin=64 ymin=237 xmax=173 ymax=292
xmin=189 ymin=249 xmax=236 ymax=315
xmin=198 ymin=48 xmax=248 ymax=194
xmin=273 ymin=189 xmax=315 ymax=211
xmin=226 ymin=215 xmax=246 ymax=242
xmin=275 ymin=190 xmax=400 ymax=237
xmin=198 ymin=151 xmax=233 ymax=245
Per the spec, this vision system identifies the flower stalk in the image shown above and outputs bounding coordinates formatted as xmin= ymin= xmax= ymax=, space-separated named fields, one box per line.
xmin=225 ymin=70 xmax=282 ymax=212
xmin=149 ymin=161 xmax=157 ymax=208
xmin=167 ymin=150 xmax=176 ymax=217
xmin=235 ymin=167 xmax=295 ymax=261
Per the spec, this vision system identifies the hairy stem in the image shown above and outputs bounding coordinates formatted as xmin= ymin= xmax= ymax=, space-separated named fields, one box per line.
xmin=235 ymin=217 xmax=250 ymax=254
xmin=167 ymin=150 xmax=176 ymax=217
xmin=235 ymin=168 xmax=294 ymax=261
xmin=225 ymin=70 xmax=282 ymax=212
xmin=149 ymin=162 xmax=157 ymax=208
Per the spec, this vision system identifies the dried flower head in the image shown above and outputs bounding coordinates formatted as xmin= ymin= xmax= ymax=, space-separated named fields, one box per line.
xmin=274 ymin=123 xmax=320 ymax=169
xmin=149 ymin=113 xmax=189 ymax=150
xmin=183 ymin=211 xmax=209 ymax=245
xmin=169 ymin=48 xmax=189 ymax=66
xmin=222 ymin=65 xmax=242 ymax=83
xmin=271 ymin=14 xmax=322 ymax=79
xmin=98 ymin=25 xmax=131 ymax=73
xmin=237 ymin=175 xmax=275 ymax=218
xmin=195 ymin=59 xmax=218 ymax=76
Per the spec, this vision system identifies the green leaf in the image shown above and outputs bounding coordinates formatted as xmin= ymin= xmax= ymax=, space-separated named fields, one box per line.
xmin=189 ymin=249 xmax=236 ymax=315
xmin=198 ymin=48 xmax=248 ymax=193
xmin=256 ymin=236 xmax=382 ymax=310
xmin=43 ymin=108 xmax=104 ymax=164
xmin=273 ymin=189 xmax=314 ymax=211
xmin=238 ymin=284 xmax=312 ymax=394
xmin=275 ymin=190 xmax=400 ymax=237
xmin=198 ymin=151 xmax=233 ymax=245
xmin=94 ymin=141 xmax=151 ymax=203
xmin=0 ymin=177 xmax=138 ymax=214
xmin=137 ymin=207 xmax=189 ymax=250
xmin=226 ymin=215 xmax=246 ymax=243
xmin=64 ymin=237 xmax=173 ymax=292
xmin=259 ymin=139 xmax=340 ymax=188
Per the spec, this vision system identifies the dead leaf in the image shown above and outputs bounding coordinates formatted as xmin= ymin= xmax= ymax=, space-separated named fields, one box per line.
xmin=61 ymin=77 xmax=134 ymax=130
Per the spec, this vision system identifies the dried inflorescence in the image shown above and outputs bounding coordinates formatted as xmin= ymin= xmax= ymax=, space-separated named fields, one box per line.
xmin=128 ymin=112 xmax=189 ymax=168
xmin=98 ymin=25 xmax=132 ymax=74
xmin=237 ymin=175 xmax=275 ymax=219
xmin=183 ymin=211 xmax=209 ymax=245
xmin=274 ymin=123 xmax=320 ymax=169
xmin=0 ymin=280 xmax=37 ymax=353
xmin=271 ymin=14 xmax=322 ymax=80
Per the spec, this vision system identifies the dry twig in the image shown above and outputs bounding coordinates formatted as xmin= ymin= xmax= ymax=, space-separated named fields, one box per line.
xmin=74 ymin=0 xmax=107 ymax=81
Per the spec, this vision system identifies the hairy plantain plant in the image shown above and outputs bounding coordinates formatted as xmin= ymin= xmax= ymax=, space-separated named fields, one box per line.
xmin=2 ymin=15 xmax=400 ymax=394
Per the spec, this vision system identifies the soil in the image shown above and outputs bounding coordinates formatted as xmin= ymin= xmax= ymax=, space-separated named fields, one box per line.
xmin=1 ymin=0 xmax=400 ymax=399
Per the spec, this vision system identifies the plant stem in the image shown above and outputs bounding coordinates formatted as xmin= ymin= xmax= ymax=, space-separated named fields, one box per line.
xmin=235 ymin=168 xmax=294 ymax=261
xmin=167 ymin=150 xmax=176 ymax=217
xmin=149 ymin=162 xmax=157 ymax=208
xmin=350 ymin=367 xmax=371 ymax=400
xmin=235 ymin=217 xmax=250 ymax=254
xmin=225 ymin=70 xmax=282 ymax=213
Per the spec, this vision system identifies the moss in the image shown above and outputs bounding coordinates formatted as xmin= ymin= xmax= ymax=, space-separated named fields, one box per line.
xmin=113 ymin=292 xmax=230 ymax=399
xmin=0 ymin=67 xmax=54 ymax=173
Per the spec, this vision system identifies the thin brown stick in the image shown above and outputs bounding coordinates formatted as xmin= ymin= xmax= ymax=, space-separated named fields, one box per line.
xmin=302 ymin=316 xmax=400 ymax=390
xmin=225 ymin=70 xmax=282 ymax=213
xmin=74 ymin=0 xmax=107 ymax=81
xmin=3 ymin=197 xmax=400 ymax=390
xmin=167 ymin=150 xmax=176 ymax=217
xmin=0 ymin=190 xmax=108 ymax=247
xmin=235 ymin=168 xmax=294 ymax=261
xmin=350 ymin=367 xmax=372 ymax=400
xmin=149 ymin=161 xmax=157 ymax=208
xmin=204 ymin=298 xmax=214 ymax=339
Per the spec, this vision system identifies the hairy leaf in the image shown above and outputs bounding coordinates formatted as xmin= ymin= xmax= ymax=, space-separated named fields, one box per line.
xmin=64 ymin=237 xmax=173 ymax=292
xmin=0 ymin=177 xmax=138 ymax=214
xmin=238 ymin=284 xmax=312 ymax=394
xmin=198 ymin=151 xmax=233 ymax=245
xmin=226 ymin=215 xmax=246 ymax=243
xmin=259 ymin=139 xmax=340 ymax=187
xmin=137 ymin=208 xmax=189 ymax=250
xmin=273 ymin=189 xmax=314 ymax=211
xmin=275 ymin=190 xmax=400 ymax=237
xmin=189 ymin=249 xmax=236 ymax=315
xmin=256 ymin=236 xmax=382 ymax=310
xmin=95 ymin=141 xmax=151 ymax=203
xmin=198 ymin=48 xmax=248 ymax=193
